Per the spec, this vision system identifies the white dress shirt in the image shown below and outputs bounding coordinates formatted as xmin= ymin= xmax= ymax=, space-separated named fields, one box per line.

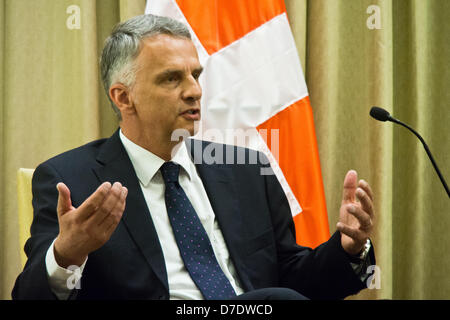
xmin=45 ymin=130 xmax=244 ymax=299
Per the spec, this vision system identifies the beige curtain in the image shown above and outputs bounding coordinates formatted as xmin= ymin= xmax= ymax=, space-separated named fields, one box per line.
xmin=1 ymin=0 xmax=449 ymax=300
xmin=0 ymin=0 xmax=146 ymax=300
xmin=286 ymin=0 xmax=450 ymax=299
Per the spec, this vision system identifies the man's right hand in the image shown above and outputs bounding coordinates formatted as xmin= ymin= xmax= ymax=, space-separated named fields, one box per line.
xmin=53 ymin=182 xmax=128 ymax=268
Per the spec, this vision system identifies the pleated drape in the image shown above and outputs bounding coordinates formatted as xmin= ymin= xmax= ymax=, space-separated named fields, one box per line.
xmin=0 ymin=0 xmax=146 ymax=299
xmin=286 ymin=0 xmax=449 ymax=299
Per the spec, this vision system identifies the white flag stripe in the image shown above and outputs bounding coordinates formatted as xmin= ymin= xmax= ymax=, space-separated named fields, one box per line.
xmin=195 ymin=13 xmax=305 ymax=216
xmin=200 ymin=13 xmax=308 ymax=131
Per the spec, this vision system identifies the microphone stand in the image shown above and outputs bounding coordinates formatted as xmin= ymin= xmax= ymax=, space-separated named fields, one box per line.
xmin=388 ymin=115 xmax=450 ymax=198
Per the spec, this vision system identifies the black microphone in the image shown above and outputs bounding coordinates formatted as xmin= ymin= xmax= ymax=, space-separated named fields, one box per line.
xmin=370 ymin=106 xmax=449 ymax=198
xmin=370 ymin=106 xmax=391 ymax=122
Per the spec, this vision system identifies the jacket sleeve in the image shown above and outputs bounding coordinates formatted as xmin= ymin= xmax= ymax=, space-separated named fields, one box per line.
xmin=263 ymin=160 xmax=376 ymax=300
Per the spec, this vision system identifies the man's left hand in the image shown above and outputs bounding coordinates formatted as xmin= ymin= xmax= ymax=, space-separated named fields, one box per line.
xmin=336 ymin=170 xmax=374 ymax=256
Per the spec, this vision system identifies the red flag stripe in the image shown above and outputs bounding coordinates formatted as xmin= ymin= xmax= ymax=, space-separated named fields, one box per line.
xmin=257 ymin=97 xmax=330 ymax=247
xmin=175 ymin=0 xmax=286 ymax=54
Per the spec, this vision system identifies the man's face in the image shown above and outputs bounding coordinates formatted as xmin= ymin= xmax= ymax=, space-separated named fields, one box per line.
xmin=129 ymin=34 xmax=203 ymax=144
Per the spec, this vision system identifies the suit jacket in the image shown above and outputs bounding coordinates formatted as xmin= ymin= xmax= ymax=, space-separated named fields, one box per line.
xmin=12 ymin=129 xmax=374 ymax=300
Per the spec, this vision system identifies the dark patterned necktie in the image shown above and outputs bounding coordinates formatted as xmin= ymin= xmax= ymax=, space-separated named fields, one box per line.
xmin=160 ymin=161 xmax=237 ymax=300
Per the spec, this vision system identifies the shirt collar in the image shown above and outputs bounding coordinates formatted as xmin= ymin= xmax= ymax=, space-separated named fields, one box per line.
xmin=119 ymin=129 xmax=193 ymax=186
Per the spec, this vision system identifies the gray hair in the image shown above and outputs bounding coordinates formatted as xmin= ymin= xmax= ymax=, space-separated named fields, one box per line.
xmin=100 ymin=14 xmax=191 ymax=120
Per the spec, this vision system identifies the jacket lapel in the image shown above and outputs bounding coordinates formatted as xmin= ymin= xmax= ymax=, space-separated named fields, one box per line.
xmin=93 ymin=130 xmax=169 ymax=292
xmin=191 ymin=141 xmax=254 ymax=291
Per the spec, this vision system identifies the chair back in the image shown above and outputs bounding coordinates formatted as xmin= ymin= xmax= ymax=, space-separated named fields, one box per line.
xmin=17 ymin=168 xmax=35 ymax=268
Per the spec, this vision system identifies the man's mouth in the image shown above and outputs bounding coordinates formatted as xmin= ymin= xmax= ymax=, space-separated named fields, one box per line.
xmin=180 ymin=108 xmax=201 ymax=120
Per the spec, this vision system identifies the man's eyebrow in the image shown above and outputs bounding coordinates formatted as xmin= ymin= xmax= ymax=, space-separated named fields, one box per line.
xmin=156 ymin=66 xmax=204 ymax=81
xmin=156 ymin=69 xmax=183 ymax=80
xmin=193 ymin=66 xmax=204 ymax=75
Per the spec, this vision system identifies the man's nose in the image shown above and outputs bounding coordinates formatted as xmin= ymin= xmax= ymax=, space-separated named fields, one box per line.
xmin=182 ymin=77 xmax=202 ymax=103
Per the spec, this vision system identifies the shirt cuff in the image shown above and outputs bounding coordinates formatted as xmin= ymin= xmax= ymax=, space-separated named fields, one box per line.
xmin=349 ymin=239 xmax=372 ymax=282
xmin=45 ymin=239 xmax=88 ymax=300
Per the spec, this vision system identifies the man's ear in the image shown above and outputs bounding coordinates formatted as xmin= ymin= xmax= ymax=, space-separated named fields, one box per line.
xmin=109 ymin=84 xmax=135 ymax=116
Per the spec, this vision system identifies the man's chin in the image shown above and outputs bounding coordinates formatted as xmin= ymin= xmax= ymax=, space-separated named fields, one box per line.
xmin=170 ymin=121 xmax=200 ymax=143
xmin=190 ymin=121 xmax=200 ymax=137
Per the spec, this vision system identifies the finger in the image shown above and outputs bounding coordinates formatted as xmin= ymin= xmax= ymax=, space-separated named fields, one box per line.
xmin=347 ymin=204 xmax=372 ymax=229
xmin=336 ymin=222 xmax=365 ymax=241
xmin=358 ymin=179 xmax=373 ymax=202
xmin=336 ymin=222 xmax=368 ymax=256
xmin=56 ymin=182 xmax=73 ymax=216
xmin=111 ymin=186 xmax=127 ymax=217
xmin=336 ymin=222 xmax=368 ymax=245
xmin=98 ymin=186 xmax=127 ymax=228
xmin=89 ymin=182 xmax=124 ymax=226
xmin=103 ymin=187 xmax=127 ymax=234
xmin=76 ymin=182 xmax=112 ymax=220
xmin=342 ymin=170 xmax=358 ymax=203
xmin=356 ymin=188 xmax=374 ymax=218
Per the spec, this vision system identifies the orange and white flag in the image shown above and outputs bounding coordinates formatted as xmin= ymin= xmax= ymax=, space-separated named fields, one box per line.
xmin=146 ymin=0 xmax=329 ymax=248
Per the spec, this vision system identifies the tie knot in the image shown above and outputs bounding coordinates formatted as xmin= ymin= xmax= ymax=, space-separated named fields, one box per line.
xmin=160 ymin=161 xmax=180 ymax=183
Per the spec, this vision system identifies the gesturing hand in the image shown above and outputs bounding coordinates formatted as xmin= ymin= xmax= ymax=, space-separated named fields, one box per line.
xmin=336 ymin=170 xmax=374 ymax=256
xmin=54 ymin=182 xmax=128 ymax=268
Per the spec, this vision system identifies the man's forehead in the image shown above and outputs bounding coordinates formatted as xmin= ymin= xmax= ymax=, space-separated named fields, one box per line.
xmin=141 ymin=34 xmax=196 ymax=52
xmin=137 ymin=34 xmax=199 ymax=66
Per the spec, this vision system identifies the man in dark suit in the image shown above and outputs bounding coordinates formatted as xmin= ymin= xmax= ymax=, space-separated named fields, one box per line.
xmin=12 ymin=14 xmax=375 ymax=300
